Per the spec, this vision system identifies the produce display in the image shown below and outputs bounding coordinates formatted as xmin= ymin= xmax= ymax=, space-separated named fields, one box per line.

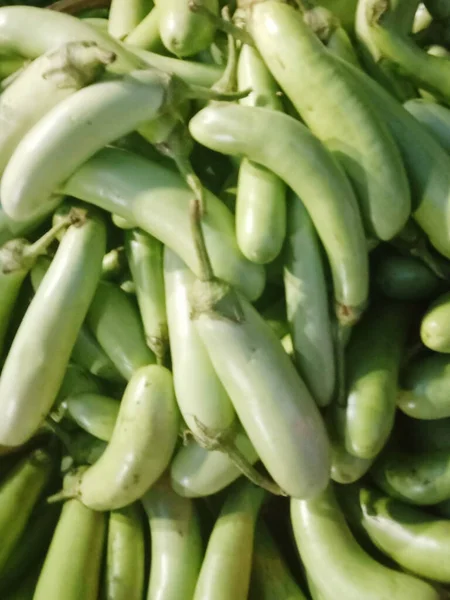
xmin=1 ymin=0 xmax=450 ymax=598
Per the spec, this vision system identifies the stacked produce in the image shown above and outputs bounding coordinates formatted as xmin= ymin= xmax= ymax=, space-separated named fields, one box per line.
xmin=1 ymin=0 xmax=450 ymax=598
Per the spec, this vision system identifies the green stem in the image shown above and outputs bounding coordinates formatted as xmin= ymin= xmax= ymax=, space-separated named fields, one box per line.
xmin=46 ymin=489 xmax=77 ymax=504
xmin=189 ymin=197 xmax=214 ymax=282
xmin=193 ymin=417 xmax=286 ymax=496
xmin=186 ymin=84 xmax=250 ymax=102
xmin=22 ymin=210 xmax=79 ymax=260
xmin=188 ymin=0 xmax=255 ymax=46
xmin=43 ymin=418 xmax=76 ymax=457
xmin=334 ymin=321 xmax=352 ymax=408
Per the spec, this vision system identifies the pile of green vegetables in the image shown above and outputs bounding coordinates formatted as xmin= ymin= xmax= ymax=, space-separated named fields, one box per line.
xmin=2 ymin=0 xmax=450 ymax=598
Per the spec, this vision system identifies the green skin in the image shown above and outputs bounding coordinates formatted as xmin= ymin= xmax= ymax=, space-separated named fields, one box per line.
xmin=104 ymin=503 xmax=145 ymax=600
xmin=75 ymin=365 xmax=179 ymax=511
xmin=62 ymin=147 xmax=265 ymax=301
xmin=325 ymin=405 xmax=374 ymax=485
xmin=342 ymin=301 xmax=411 ymax=459
xmin=249 ymin=1 xmax=411 ymax=241
xmin=374 ymin=253 xmax=441 ymax=301
xmin=54 ymin=363 xmax=102 ymax=410
xmin=0 ymin=449 xmax=53 ymax=573
xmin=1 ymin=69 xmax=174 ymax=223
xmin=284 ymin=194 xmax=335 ymax=408
xmin=0 ymin=6 xmax=139 ymax=72
xmin=142 ymin=474 xmax=203 ymax=600
xmin=194 ymin=480 xmax=266 ymax=600
xmin=326 ymin=27 xmax=362 ymax=69
xmin=249 ymin=522 xmax=307 ymax=600
xmin=124 ymin=6 xmax=164 ymax=52
xmin=87 ymin=281 xmax=155 ymax=381
xmin=339 ymin=483 xmax=450 ymax=583
xmin=421 ymin=291 xmax=450 ymax=353
xmin=290 ymin=485 xmax=442 ymax=600
xmin=65 ymin=393 xmax=120 ymax=442
xmin=363 ymin=0 xmax=450 ymax=105
xmin=236 ymin=43 xmax=286 ymax=265
xmin=398 ymin=352 xmax=450 ymax=419
xmin=191 ymin=278 xmax=331 ymax=499
xmin=355 ymin=0 xmax=419 ymax=100
xmin=31 ymin=256 xmax=124 ymax=383
xmin=189 ymin=103 xmax=368 ymax=322
xmin=0 ymin=501 xmax=59 ymax=594
xmin=0 ymin=41 xmax=115 ymax=177
xmin=404 ymin=100 xmax=450 ymax=154
xmin=333 ymin=56 xmax=450 ymax=259
xmin=126 ymin=46 xmax=223 ymax=87
xmin=125 ymin=229 xmax=168 ymax=361
xmin=158 ymin=0 xmax=219 ymax=57
xmin=0 ymin=211 xmax=106 ymax=447
xmin=108 ymin=0 xmax=153 ymax=39
xmin=0 ymin=254 xmax=29 ymax=357
xmin=170 ymin=425 xmax=258 ymax=498
xmin=67 ymin=430 xmax=107 ymax=467
xmin=163 ymin=248 xmax=235 ymax=436
xmin=33 ymin=498 xmax=106 ymax=600
xmin=371 ymin=446 xmax=450 ymax=505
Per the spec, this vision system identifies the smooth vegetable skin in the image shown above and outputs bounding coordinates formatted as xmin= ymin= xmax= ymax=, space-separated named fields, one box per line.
xmin=64 ymin=393 xmax=119 ymax=441
xmin=170 ymin=425 xmax=258 ymax=498
xmin=104 ymin=503 xmax=145 ymax=600
xmin=125 ymin=229 xmax=168 ymax=361
xmin=33 ymin=498 xmax=106 ymax=600
xmin=189 ymin=103 xmax=368 ymax=322
xmin=396 ymin=413 xmax=450 ymax=453
xmin=404 ymin=99 xmax=450 ymax=154
xmin=108 ymin=0 xmax=152 ymax=39
xmin=0 ymin=41 xmax=114 ymax=177
xmin=158 ymin=0 xmax=219 ymax=57
xmin=339 ymin=482 xmax=450 ymax=583
xmin=236 ymin=43 xmax=286 ymax=264
xmin=284 ymin=195 xmax=335 ymax=407
xmin=249 ymin=521 xmax=307 ymax=600
xmin=421 ymin=291 xmax=450 ymax=352
xmin=0 ymin=209 xmax=106 ymax=447
xmin=290 ymin=485 xmax=441 ymax=600
xmin=335 ymin=56 xmax=450 ymax=259
xmin=1 ymin=69 xmax=172 ymax=222
xmin=194 ymin=479 xmax=265 ymax=600
xmin=164 ymin=248 xmax=235 ymax=436
xmin=0 ymin=6 xmax=140 ymax=72
xmin=374 ymin=253 xmax=441 ymax=301
xmin=191 ymin=278 xmax=330 ymax=499
xmin=342 ymin=301 xmax=411 ymax=459
xmin=87 ymin=281 xmax=155 ymax=381
xmin=62 ymin=147 xmax=265 ymax=301
xmin=371 ymin=446 xmax=450 ymax=505
xmin=142 ymin=475 xmax=203 ymax=600
xmin=398 ymin=352 xmax=450 ymax=419
xmin=249 ymin=0 xmax=411 ymax=241
xmin=0 ymin=448 xmax=53 ymax=573
xmin=74 ymin=365 xmax=179 ymax=510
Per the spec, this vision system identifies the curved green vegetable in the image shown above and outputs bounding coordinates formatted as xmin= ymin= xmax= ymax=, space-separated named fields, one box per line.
xmin=142 ymin=474 xmax=203 ymax=600
xmin=72 ymin=365 xmax=179 ymax=510
xmin=249 ymin=0 xmax=411 ymax=241
xmin=189 ymin=103 xmax=368 ymax=323
xmin=64 ymin=393 xmax=119 ymax=441
xmin=374 ymin=253 xmax=441 ymax=301
xmin=194 ymin=479 xmax=265 ymax=600
xmin=33 ymin=496 xmax=106 ymax=600
xmin=284 ymin=194 xmax=335 ymax=407
xmin=87 ymin=281 xmax=155 ymax=381
xmin=339 ymin=482 xmax=450 ymax=583
xmin=235 ymin=42 xmax=286 ymax=265
xmin=290 ymin=484 xmax=441 ymax=600
xmin=372 ymin=445 xmax=450 ymax=505
xmin=398 ymin=352 xmax=450 ymax=419
xmin=170 ymin=424 xmax=258 ymax=498
xmin=0 ymin=206 xmax=106 ymax=446
xmin=404 ymin=99 xmax=450 ymax=153
xmin=104 ymin=503 xmax=145 ymax=600
xmin=421 ymin=291 xmax=450 ymax=352
xmin=125 ymin=229 xmax=168 ymax=361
